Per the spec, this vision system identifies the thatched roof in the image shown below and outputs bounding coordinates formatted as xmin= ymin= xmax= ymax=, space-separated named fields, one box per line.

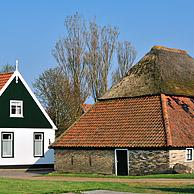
xmin=101 ymin=46 xmax=194 ymax=99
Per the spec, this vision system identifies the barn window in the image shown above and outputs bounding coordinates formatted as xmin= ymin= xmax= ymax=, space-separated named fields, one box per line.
xmin=186 ymin=148 xmax=193 ymax=161
xmin=1 ymin=132 xmax=14 ymax=158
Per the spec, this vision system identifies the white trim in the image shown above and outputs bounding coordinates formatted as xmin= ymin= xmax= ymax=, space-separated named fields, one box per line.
xmin=10 ymin=100 xmax=23 ymax=118
xmin=0 ymin=71 xmax=57 ymax=130
xmin=185 ymin=148 xmax=193 ymax=162
xmin=115 ymin=149 xmax=129 ymax=176
xmin=0 ymin=73 xmax=16 ymax=96
xmin=114 ymin=149 xmax=117 ymax=176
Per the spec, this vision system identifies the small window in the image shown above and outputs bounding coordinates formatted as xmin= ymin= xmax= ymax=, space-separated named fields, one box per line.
xmin=1 ymin=132 xmax=14 ymax=158
xmin=10 ymin=100 xmax=23 ymax=117
xmin=34 ymin=133 xmax=44 ymax=157
xmin=186 ymin=148 xmax=193 ymax=161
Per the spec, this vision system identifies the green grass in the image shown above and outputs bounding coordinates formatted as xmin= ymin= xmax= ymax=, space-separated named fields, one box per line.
xmin=0 ymin=177 xmax=194 ymax=194
xmin=48 ymin=172 xmax=194 ymax=179
xmin=0 ymin=178 xmax=131 ymax=194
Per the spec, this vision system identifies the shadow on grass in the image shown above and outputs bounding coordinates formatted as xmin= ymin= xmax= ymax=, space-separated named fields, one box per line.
xmin=147 ymin=186 xmax=194 ymax=193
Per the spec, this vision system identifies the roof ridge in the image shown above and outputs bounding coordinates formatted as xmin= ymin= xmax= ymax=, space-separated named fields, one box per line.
xmin=152 ymin=45 xmax=187 ymax=54
xmin=160 ymin=94 xmax=172 ymax=146
xmin=99 ymin=94 xmax=161 ymax=101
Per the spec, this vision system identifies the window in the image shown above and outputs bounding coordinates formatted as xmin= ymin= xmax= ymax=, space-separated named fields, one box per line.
xmin=1 ymin=132 xmax=14 ymax=158
xmin=10 ymin=100 xmax=23 ymax=117
xmin=34 ymin=133 xmax=44 ymax=157
xmin=186 ymin=148 xmax=193 ymax=161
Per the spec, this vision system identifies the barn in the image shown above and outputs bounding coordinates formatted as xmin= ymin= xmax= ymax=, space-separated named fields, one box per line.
xmin=51 ymin=46 xmax=194 ymax=175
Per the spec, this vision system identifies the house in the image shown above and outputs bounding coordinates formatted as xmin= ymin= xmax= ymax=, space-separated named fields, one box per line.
xmin=0 ymin=68 xmax=57 ymax=168
xmin=51 ymin=46 xmax=194 ymax=175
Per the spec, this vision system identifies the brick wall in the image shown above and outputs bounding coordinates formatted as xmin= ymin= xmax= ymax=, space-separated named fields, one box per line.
xmin=54 ymin=149 xmax=115 ymax=175
xmin=128 ymin=150 xmax=170 ymax=175
xmin=169 ymin=148 xmax=194 ymax=170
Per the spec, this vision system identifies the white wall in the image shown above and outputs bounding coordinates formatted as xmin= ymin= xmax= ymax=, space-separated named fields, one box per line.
xmin=0 ymin=128 xmax=55 ymax=166
xmin=169 ymin=149 xmax=194 ymax=170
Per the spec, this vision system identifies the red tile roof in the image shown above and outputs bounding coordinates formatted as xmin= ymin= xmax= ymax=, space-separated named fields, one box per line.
xmin=0 ymin=72 xmax=13 ymax=90
xmin=52 ymin=96 xmax=168 ymax=148
xmin=161 ymin=94 xmax=194 ymax=147
xmin=52 ymin=94 xmax=194 ymax=148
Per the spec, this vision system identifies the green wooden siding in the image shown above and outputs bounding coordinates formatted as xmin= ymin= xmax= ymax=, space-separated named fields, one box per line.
xmin=0 ymin=77 xmax=52 ymax=128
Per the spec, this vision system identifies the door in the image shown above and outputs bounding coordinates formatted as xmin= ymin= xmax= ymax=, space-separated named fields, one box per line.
xmin=116 ymin=149 xmax=128 ymax=176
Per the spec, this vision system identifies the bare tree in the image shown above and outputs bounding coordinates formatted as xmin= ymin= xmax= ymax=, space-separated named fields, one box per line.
xmin=52 ymin=13 xmax=89 ymax=115
xmin=33 ymin=67 xmax=75 ymax=136
xmin=85 ymin=21 xmax=119 ymax=101
xmin=0 ymin=64 xmax=15 ymax=73
xmin=112 ymin=41 xmax=136 ymax=85
xmin=34 ymin=13 xmax=136 ymax=136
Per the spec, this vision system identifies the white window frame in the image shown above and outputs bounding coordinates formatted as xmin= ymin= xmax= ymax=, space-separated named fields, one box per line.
xmin=186 ymin=148 xmax=193 ymax=162
xmin=1 ymin=132 xmax=14 ymax=158
xmin=10 ymin=100 xmax=23 ymax=118
xmin=34 ymin=132 xmax=44 ymax=157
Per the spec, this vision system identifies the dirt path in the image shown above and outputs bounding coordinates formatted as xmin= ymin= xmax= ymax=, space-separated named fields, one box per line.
xmin=0 ymin=169 xmax=194 ymax=185
xmin=23 ymin=176 xmax=194 ymax=184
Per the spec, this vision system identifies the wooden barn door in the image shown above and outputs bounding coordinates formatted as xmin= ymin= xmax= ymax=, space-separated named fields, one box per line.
xmin=115 ymin=149 xmax=128 ymax=176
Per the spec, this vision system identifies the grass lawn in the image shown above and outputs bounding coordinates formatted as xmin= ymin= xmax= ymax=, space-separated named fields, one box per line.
xmin=0 ymin=178 xmax=194 ymax=194
xmin=48 ymin=172 xmax=194 ymax=179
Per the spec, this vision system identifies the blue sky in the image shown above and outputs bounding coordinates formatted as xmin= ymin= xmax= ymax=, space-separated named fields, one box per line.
xmin=0 ymin=0 xmax=194 ymax=88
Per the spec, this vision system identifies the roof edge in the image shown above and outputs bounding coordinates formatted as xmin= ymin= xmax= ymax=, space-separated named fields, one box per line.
xmin=52 ymin=145 xmax=194 ymax=149
xmin=99 ymin=93 xmax=194 ymax=101
xmin=51 ymin=103 xmax=95 ymax=147
xmin=160 ymin=94 xmax=172 ymax=146
xmin=51 ymin=145 xmax=168 ymax=149
xmin=16 ymin=71 xmax=57 ymax=130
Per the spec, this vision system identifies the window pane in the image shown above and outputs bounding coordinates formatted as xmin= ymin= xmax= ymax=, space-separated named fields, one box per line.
xmin=11 ymin=106 xmax=16 ymax=114
xmin=3 ymin=134 xmax=11 ymax=140
xmin=3 ymin=141 xmax=12 ymax=156
xmin=35 ymin=141 xmax=42 ymax=156
xmin=35 ymin=134 xmax=42 ymax=140
xmin=16 ymin=106 xmax=21 ymax=114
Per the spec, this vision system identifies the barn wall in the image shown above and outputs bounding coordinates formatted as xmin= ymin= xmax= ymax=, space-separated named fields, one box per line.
xmin=169 ymin=148 xmax=194 ymax=170
xmin=55 ymin=148 xmax=171 ymax=175
xmin=128 ymin=150 xmax=170 ymax=175
xmin=54 ymin=149 xmax=115 ymax=175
